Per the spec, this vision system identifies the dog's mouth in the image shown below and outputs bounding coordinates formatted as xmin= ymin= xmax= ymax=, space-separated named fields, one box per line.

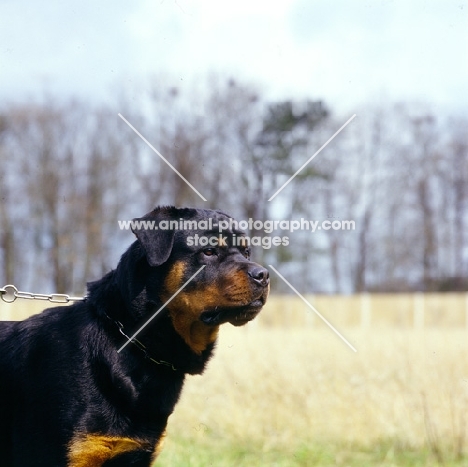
xmin=200 ymin=299 xmax=264 ymax=327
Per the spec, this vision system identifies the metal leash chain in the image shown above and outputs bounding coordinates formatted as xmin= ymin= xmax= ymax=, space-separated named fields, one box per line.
xmin=1 ymin=284 xmax=177 ymax=370
xmin=0 ymin=284 xmax=85 ymax=304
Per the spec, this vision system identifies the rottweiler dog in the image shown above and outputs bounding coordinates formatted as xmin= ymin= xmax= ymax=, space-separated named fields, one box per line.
xmin=0 ymin=206 xmax=269 ymax=466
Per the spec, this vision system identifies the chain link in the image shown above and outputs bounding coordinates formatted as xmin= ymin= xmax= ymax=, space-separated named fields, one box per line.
xmin=0 ymin=284 xmax=84 ymax=304
xmin=106 ymin=313 xmax=177 ymax=371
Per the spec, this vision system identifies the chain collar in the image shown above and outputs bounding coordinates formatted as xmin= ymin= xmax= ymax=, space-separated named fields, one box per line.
xmin=104 ymin=313 xmax=177 ymax=371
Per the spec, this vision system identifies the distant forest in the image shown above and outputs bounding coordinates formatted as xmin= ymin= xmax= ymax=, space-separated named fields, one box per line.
xmin=0 ymin=75 xmax=467 ymax=294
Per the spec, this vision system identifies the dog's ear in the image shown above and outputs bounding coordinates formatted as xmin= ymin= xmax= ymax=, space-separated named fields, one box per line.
xmin=131 ymin=207 xmax=176 ymax=267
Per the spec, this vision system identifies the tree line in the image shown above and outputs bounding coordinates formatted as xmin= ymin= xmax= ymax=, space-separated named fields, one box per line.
xmin=0 ymin=76 xmax=467 ymax=294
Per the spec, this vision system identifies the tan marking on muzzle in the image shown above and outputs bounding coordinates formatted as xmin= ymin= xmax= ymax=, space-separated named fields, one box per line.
xmin=163 ymin=262 xmax=258 ymax=353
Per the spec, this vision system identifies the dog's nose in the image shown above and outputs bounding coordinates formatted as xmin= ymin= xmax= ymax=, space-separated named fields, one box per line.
xmin=248 ymin=266 xmax=270 ymax=287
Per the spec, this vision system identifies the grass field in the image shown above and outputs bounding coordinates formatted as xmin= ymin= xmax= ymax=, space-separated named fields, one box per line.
xmin=155 ymin=326 xmax=468 ymax=466
xmin=2 ymin=299 xmax=468 ymax=465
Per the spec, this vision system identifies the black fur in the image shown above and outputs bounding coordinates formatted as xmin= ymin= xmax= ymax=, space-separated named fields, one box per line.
xmin=0 ymin=206 xmax=269 ymax=466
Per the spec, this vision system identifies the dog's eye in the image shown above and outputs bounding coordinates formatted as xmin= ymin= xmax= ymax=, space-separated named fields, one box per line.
xmin=243 ymin=248 xmax=251 ymax=258
xmin=203 ymin=248 xmax=217 ymax=257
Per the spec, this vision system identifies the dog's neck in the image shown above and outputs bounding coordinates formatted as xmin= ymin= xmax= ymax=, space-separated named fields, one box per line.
xmin=87 ymin=271 xmax=216 ymax=375
xmin=102 ymin=312 xmax=178 ymax=371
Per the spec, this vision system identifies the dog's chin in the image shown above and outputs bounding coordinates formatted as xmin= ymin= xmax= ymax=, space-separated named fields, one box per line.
xmin=200 ymin=300 xmax=264 ymax=327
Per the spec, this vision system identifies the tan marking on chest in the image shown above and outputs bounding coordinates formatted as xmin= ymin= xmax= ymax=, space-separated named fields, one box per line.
xmin=67 ymin=434 xmax=151 ymax=467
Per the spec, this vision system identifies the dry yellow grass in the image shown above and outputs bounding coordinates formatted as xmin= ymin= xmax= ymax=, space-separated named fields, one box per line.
xmin=159 ymin=325 xmax=468 ymax=462
xmin=3 ymin=297 xmax=468 ymax=463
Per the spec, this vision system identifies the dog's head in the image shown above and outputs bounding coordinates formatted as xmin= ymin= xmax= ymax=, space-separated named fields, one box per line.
xmin=127 ymin=206 xmax=269 ymax=353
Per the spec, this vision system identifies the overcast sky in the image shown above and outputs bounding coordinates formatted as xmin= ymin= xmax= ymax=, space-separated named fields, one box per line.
xmin=1 ymin=0 xmax=467 ymax=113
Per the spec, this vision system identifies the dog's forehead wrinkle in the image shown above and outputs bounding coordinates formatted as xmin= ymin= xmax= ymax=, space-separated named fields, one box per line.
xmin=201 ymin=229 xmax=223 ymax=237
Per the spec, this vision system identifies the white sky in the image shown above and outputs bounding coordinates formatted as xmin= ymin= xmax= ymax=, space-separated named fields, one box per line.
xmin=1 ymin=0 xmax=467 ymax=113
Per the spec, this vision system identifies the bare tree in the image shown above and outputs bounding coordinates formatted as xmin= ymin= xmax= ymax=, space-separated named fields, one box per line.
xmin=0 ymin=115 xmax=16 ymax=284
